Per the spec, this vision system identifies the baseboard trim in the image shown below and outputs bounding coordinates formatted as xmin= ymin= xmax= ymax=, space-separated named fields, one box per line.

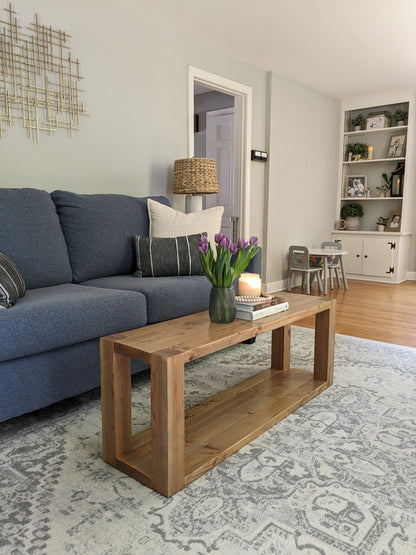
xmin=264 ymin=274 xmax=416 ymax=291
xmin=263 ymin=280 xmax=287 ymax=294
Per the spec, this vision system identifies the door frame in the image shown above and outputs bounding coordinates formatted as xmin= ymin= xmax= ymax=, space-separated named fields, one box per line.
xmin=188 ymin=66 xmax=252 ymax=239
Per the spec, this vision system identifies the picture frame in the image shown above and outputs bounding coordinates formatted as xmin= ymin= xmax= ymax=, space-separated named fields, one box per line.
xmin=386 ymin=134 xmax=406 ymax=158
xmin=386 ymin=211 xmax=401 ymax=232
xmin=366 ymin=114 xmax=387 ymax=130
xmin=344 ymin=175 xmax=367 ymax=198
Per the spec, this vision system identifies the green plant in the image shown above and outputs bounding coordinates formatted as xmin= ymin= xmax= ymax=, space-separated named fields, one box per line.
xmin=351 ymin=113 xmax=365 ymax=127
xmin=340 ymin=203 xmax=365 ymax=219
xmin=376 ymin=173 xmax=392 ymax=191
xmin=377 ymin=216 xmax=388 ymax=226
xmin=345 ymin=142 xmax=368 ymax=158
xmin=198 ymin=234 xmax=260 ymax=287
xmin=393 ymin=109 xmax=407 ymax=123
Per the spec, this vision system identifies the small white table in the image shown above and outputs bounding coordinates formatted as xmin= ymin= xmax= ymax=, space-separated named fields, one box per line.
xmin=308 ymin=248 xmax=348 ymax=295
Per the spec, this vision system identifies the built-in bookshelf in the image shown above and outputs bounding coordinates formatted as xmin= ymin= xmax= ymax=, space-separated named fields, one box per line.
xmin=332 ymin=93 xmax=415 ymax=283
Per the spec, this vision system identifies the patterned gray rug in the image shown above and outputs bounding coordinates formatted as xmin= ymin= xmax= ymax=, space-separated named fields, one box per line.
xmin=1 ymin=326 xmax=415 ymax=555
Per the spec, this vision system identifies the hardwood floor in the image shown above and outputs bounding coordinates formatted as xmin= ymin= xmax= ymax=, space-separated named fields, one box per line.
xmin=282 ymin=279 xmax=416 ymax=348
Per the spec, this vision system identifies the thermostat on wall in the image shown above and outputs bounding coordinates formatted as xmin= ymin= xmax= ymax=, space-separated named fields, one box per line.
xmin=251 ymin=150 xmax=268 ymax=162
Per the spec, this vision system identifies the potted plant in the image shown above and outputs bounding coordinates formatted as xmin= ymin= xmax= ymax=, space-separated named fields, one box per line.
xmin=376 ymin=216 xmax=388 ymax=232
xmin=198 ymin=234 xmax=260 ymax=323
xmin=376 ymin=173 xmax=392 ymax=197
xmin=340 ymin=203 xmax=365 ymax=230
xmin=345 ymin=142 xmax=368 ymax=161
xmin=393 ymin=109 xmax=407 ymax=126
xmin=351 ymin=113 xmax=365 ymax=131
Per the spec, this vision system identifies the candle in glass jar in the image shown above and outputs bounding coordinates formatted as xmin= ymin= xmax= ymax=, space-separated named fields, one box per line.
xmin=238 ymin=273 xmax=261 ymax=297
xmin=367 ymin=146 xmax=373 ymax=160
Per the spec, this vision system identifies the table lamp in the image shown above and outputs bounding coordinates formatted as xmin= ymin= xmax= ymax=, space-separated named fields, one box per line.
xmin=173 ymin=158 xmax=219 ymax=213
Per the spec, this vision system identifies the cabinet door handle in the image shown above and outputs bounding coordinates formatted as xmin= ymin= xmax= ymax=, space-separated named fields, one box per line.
xmin=364 ymin=255 xmax=368 ymax=258
xmin=356 ymin=254 xmax=360 ymax=258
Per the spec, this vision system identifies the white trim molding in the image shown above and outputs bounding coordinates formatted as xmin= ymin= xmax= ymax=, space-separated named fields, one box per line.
xmin=188 ymin=66 xmax=252 ymax=239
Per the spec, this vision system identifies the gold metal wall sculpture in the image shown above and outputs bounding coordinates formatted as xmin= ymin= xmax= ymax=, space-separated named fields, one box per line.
xmin=0 ymin=3 xmax=87 ymax=141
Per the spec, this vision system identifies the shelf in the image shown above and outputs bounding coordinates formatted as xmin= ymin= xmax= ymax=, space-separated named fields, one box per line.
xmin=344 ymin=125 xmax=407 ymax=137
xmin=332 ymin=230 xmax=412 ymax=237
xmin=343 ymin=157 xmax=405 ymax=165
xmin=122 ymin=368 xmax=328 ymax=489
xmin=341 ymin=197 xmax=403 ymax=201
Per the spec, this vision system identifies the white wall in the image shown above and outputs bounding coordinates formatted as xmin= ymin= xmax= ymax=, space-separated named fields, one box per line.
xmin=263 ymin=72 xmax=340 ymax=291
xmin=1 ymin=1 xmax=350 ymax=288
xmin=0 ymin=0 xmax=267 ymax=244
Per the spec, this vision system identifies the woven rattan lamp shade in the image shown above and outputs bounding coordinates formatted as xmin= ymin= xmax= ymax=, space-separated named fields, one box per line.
xmin=173 ymin=158 xmax=219 ymax=195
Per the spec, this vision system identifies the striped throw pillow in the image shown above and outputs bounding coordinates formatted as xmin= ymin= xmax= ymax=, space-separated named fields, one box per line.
xmin=0 ymin=252 xmax=26 ymax=309
xmin=134 ymin=234 xmax=204 ymax=277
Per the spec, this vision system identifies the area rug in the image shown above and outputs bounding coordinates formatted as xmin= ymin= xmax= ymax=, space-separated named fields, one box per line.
xmin=1 ymin=327 xmax=415 ymax=554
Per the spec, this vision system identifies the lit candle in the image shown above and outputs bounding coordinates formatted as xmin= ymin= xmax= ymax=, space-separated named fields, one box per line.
xmin=238 ymin=273 xmax=261 ymax=297
xmin=367 ymin=146 xmax=373 ymax=160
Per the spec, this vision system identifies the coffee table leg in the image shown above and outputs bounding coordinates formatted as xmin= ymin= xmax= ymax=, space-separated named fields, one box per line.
xmin=101 ymin=338 xmax=132 ymax=465
xmin=314 ymin=306 xmax=335 ymax=385
xmin=151 ymin=352 xmax=185 ymax=497
xmin=271 ymin=325 xmax=291 ymax=370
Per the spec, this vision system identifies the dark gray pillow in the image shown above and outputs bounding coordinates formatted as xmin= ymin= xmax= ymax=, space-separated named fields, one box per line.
xmin=0 ymin=252 xmax=25 ymax=309
xmin=134 ymin=234 xmax=204 ymax=277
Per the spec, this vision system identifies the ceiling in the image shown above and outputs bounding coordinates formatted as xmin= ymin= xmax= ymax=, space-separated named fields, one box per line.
xmin=132 ymin=0 xmax=416 ymax=99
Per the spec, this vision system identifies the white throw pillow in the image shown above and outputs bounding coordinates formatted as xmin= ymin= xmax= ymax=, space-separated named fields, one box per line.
xmin=147 ymin=199 xmax=224 ymax=246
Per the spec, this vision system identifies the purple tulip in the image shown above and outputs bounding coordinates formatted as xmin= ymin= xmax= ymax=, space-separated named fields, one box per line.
xmin=215 ymin=233 xmax=225 ymax=244
xmin=249 ymin=236 xmax=259 ymax=247
xmin=230 ymin=243 xmax=238 ymax=254
xmin=198 ymin=241 xmax=208 ymax=254
xmin=218 ymin=235 xmax=231 ymax=249
xmin=199 ymin=235 xmax=208 ymax=245
xmin=237 ymin=238 xmax=249 ymax=250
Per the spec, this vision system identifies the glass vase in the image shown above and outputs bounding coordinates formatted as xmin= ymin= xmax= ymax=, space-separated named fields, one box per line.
xmin=209 ymin=286 xmax=236 ymax=323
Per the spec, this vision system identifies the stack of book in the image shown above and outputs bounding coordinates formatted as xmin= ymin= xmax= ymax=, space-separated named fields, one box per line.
xmin=235 ymin=294 xmax=289 ymax=321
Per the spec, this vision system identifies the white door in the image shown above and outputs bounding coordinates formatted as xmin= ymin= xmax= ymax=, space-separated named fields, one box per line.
xmin=362 ymin=237 xmax=395 ymax=277
xmin=334 ymin=235 xmax=363 ymax=274
xmin=205 ymin=108 xmax=240 ymax=240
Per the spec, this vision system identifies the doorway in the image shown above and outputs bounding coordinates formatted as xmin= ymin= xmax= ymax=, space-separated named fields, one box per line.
xmin=188 ymin=66 xmax=252 ymax=240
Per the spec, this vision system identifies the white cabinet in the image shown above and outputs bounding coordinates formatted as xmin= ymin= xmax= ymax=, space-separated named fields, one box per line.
xmin=335 ymin=93 xmax=415 ymax=283
xmin=332 ymin=232 xmax=411 ymax=283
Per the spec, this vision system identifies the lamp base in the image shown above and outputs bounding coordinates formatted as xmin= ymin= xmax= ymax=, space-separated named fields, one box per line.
xmin=185 ymin=195 xmax=203 ymax=213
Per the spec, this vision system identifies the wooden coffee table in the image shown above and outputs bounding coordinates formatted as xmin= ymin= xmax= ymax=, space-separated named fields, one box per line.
xmin=100 ymin=292 xmax=335 ymax=497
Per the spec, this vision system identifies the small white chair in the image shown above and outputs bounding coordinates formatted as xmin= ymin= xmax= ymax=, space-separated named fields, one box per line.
xmin=287 ymin=245 xmax=323 ymax=295
xmin=321 ymin=241 xmax=345 ymax=290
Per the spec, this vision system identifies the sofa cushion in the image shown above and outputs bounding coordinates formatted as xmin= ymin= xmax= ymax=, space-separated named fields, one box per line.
xmin=148 ymin=198 xmax=223 ymax=246
xmin=0 ymin=252 xmax=26 ymax=309
xmin=0 ymin=283 xmax=147 ymax=363
xmin=0 ymin=188 xmax=73 ymax=289
xmin=133 ymin=234 xmax=204 ymax=277
xmin=51 ymin=191 xmax=170 ymax=283
xmin=83 ymin=275 xmax=211 ymax=324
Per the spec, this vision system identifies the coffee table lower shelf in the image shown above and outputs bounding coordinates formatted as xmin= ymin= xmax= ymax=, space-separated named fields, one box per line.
xmin=114 ymin=367 xmax=327 ymax=490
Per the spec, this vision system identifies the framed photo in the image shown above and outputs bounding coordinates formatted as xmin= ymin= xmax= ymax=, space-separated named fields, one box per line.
xmin=344 ymin=175 xmax=367 ymax=197
xmin=386 ymin=134 xmax=406 ymax=158
xmin=366 ymin=114 xmax=387 ymax=130
xmin=386 ymin=211 xmax=401 ymax=232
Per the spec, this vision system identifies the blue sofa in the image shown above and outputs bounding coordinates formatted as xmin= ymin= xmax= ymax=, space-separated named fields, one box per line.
xmin=0 ymin=188 xmax=261 ymax=422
